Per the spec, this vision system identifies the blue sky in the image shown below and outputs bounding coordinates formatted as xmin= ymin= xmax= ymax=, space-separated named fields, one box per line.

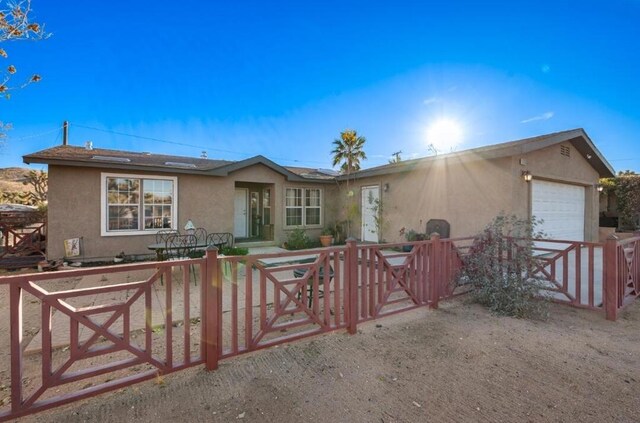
xmin=1 ymin=0 xmax=639 ymax=172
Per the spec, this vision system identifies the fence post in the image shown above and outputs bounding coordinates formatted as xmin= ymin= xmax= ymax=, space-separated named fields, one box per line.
xmin=604 ymin=234 xmax=619 ymax=321
xmin=430 ymin=233 xmax=441 ymax=309
xmin=346 ymin=238 xmax=358 ymax=335
xmin=10 ymin=282 xmax=23 ymax=413
xmin=204 ymin=247 xmax=219 ymax=370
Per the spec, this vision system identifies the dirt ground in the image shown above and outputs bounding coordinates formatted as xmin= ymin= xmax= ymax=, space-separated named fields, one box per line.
xmin=3 ymin=296 xmax=636 ymax=423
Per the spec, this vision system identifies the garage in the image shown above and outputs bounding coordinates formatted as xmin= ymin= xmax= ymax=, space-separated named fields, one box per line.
xmin=531 ymin=179 xmax=585 ymax=241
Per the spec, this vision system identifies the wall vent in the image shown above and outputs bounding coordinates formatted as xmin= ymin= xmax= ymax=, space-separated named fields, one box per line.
xmin=560 ymin=145 xmax=570 ymax=157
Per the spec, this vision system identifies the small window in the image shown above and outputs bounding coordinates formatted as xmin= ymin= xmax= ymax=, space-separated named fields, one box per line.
xmin=263 ymin=188 xmax=271 ymax=225
xmin=285 ymin=188 xmax=303 ymax=226
xmin=305 ymin=189 xmax=321 ymax=225
xmin=560 ymin=145 xmax=570 ymax=157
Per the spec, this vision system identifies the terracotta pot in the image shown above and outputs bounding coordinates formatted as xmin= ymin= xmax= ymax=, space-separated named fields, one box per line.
xmin=320 ymin=235 xmax=333 ymax=247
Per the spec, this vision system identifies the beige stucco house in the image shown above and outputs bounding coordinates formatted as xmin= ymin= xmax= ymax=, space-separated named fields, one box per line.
xmin=341 ymin=128 xmax=614 ymax=244
xmin=24 ymin=128 xmax=614 ymax=260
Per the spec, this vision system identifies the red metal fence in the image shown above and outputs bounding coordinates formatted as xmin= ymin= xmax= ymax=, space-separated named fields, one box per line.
xmin=0 ymin=234 xmax=638 ymax=420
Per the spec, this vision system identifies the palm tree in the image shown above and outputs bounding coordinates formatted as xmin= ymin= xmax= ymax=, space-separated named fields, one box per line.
xmin=331 ymin=129 xmax=367 ymax=237
xmin=331 ymin=129 xmax=367 ymax=174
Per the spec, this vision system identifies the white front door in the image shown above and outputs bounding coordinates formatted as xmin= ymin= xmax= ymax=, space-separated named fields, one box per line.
xmin=234 ymin=188 xmax=248 ymax=238
xmin=532 ymin=180 xmax=585 ymax=241
xmin=361 ymin=186 xmax=380 ymax=243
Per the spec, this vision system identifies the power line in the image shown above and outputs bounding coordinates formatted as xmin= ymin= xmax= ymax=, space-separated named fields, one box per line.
xmin=8 ymin=125 xmax=63 ymax=142
xmin=70 ymin=122 xmax=330 ymax=166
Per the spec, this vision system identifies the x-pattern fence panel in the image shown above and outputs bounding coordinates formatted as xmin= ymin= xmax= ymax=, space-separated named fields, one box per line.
xmin=0 ymin=221 xmax=46 ymax=259
xmin=617 ymin=237 xmax=640 ymax=308
xmin=217 ymin=247 xmax=348 ymax=358
xmin=355 ymin=243 xmax=429 ymax=322
xmin=0 ymin=259 xmax=206 ymax=421
xmin=525 ymin=239 xmax=603 ymax=310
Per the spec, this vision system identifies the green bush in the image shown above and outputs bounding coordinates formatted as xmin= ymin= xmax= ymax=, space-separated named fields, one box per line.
xmin=286 ymin=228 xmax=310 ymax=250
xmin=616 ymin=175 xmax=640 ymax=230
xmin=187 ymin=250 xmax=205 ymax=258
xmin=220 ymin=246 xmax=249 ymax=256
xmin=457 ymin=214 xmax=549 ymax=319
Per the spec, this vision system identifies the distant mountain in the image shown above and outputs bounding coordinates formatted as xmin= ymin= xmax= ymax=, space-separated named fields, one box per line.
xmin=0 ymin=167 xmax=32 ymax=194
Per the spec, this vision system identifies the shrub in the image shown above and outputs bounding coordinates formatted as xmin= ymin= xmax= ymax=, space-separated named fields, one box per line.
xmin=457 ymin=214 xmax=549 ymax=319
xmin=615 ymin=175 xmax=640 ymax=231
xmin=220 ymin=246 xmax=249 ymax=256
xmin=321 ymin=227 xmax=333 ymax=236
xmin=404 ymin=229 xmax=418 ymax=241
xmin=187 ymin=250 xmax=205 ymax=258
xmin=286 ymin=228 xmax=310 ymax=250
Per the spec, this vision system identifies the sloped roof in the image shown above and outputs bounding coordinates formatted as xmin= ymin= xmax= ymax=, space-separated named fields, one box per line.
xmin=23 ymin=145 xmax=231 ymax=171
xmin=342 ymin=128 xmax=615 ymax=179
xmin=285 ymin=166 xmax=339 ymax=180
xmin=206 ymin=155 xmax=322 ymax=182
xmin=23 ymin=129 xmax=615 ymax=182
xmin=22 ymin=145 xmax=330 ymax=182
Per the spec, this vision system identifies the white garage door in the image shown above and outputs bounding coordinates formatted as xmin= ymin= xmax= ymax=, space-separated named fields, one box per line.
xmin=532 ymin=180 xmax=585 ymax=241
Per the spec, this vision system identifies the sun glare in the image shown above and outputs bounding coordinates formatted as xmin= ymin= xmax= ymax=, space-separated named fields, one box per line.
xmin=426 ymin=118 xmax=463 ymax=152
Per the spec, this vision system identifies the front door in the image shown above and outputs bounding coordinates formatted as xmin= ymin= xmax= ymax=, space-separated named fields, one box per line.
xmin=361 ymin=186 xmax=380 ymax=243
xmin=234 ymin=188 xmax=248 ymax=238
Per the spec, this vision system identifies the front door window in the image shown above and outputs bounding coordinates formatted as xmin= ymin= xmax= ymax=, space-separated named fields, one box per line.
xmin=250 ymin=191 xmax=260 ymax=237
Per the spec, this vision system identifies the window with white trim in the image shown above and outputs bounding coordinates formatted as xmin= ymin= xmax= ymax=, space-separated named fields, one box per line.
xmin=285 ymin=187 xmax=322 ymax=227
xmin=102 ymin=174 xmax=177 ymax=235
xmin=142 ymin=179 xmax=174 ymax=229
xmin=305 ymin=188 xmax=321 ymax=225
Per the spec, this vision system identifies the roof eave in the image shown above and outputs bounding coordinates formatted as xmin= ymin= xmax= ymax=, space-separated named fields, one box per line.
xmin=567 ymin=132 xmax=615 ymax=178
xmin=209 ymin=155 xmax=334 ymax=183
xmin=341 ymin=128 xmax=615 ymax=180
xmin=22 ymin=156 xmax=218 ymax=176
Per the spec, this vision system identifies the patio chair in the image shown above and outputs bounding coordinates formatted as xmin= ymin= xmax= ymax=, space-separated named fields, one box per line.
xmin=165 ymin=234 xmax=198 ymax=285
xmin=156 ymin=229 xmax=179 ymax=244
xmin=193 ymin=228 xmax=207 ymax=243
xmin=165 ymin=234 xmax=197 ymax=259
xmin=155 ymin=229 xmax=179 ymax=260
xmin=293 ymin=264 xmax=334 ymax=308
xmin=206 ymin=232 xmax=234 ymax=251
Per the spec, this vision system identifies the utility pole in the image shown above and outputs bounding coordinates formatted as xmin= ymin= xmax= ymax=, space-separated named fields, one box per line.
xmin=62 ymin=121 xmax=69 ymax=146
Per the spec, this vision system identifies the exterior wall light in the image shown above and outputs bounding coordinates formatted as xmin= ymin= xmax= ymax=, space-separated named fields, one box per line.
xmin=522 ymin=170 xmax=533 ymax=182
xmin=184 ymin=219 xmax=195 ymax=231
xmin=384 ymin=183 xmax=390 ymax=192
xmin=596 ymin=184 xmax=604 ymax=192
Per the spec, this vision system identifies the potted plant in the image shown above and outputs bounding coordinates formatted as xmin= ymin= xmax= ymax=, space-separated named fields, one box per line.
xmin=114 ymin=251 xmax=126 ymax=263
xmin=320 ymin=227 xmax=334 ymax=247
xmin=403 ymin=229 xmax=417 ymax=252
